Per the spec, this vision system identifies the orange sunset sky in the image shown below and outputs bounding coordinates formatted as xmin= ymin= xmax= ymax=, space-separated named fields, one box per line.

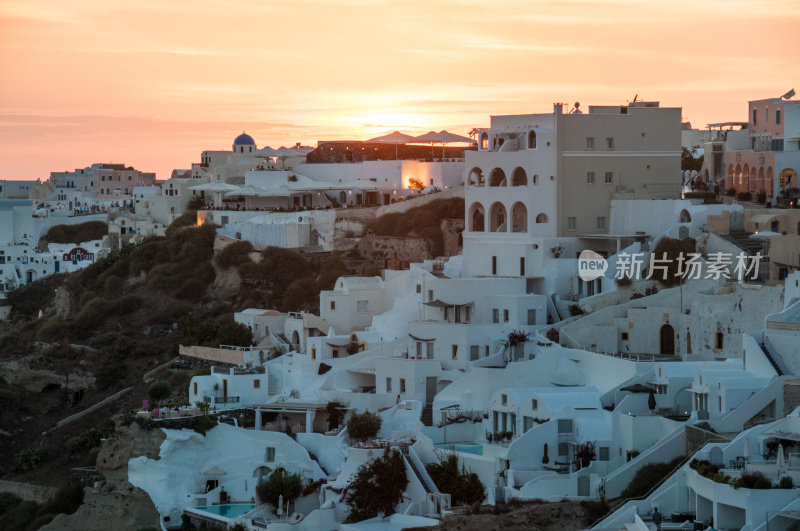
xmin=1 ymin=0 xmax=799 ymax=181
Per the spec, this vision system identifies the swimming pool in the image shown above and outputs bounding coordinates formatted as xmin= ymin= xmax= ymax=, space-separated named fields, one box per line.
xmin=193 ymin=504 xmax=256 ymax=519
xmin=435 ymin=443 xmax=484 ymax=456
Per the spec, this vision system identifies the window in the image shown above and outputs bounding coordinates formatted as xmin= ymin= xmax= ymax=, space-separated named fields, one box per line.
xmin=753 ymin=108 xmax=757 ymax=125
xmin=776 ymin=109 xmax=782 ymax=124
xmin=470 ymin=345 xmax=480 ymax=361
xmin=528 ymin=131 xmax=537 ymax=149
xmin=586 ymin=171 xmax=595 ymax=184
xmin=531 ymin=399 xmax=538 ymax=410
xmin=597 ymin=216 xmax=606 ymax=230
xmin=493 ymin=309 xmax=500 ymax=323
xmin=253 ymin=379 xmax=261 ymax=389
xmin=485 ymin=345 xmax=490 ymax=357
xmin=492 ymin=256 xmax=497 ymax=275
xmin=330 ymin=300 xmax=335 ymax=310
xmin=386 ymin=377 xmax=392 ymax=393
xmin=356 ymin=300 xmax=368 ymax=312
xmin=715 ymin=332 xmax=724 ymax=350
xmin=415 ymin=342 xmax=422 ymax=357
xmin=621 ymin=332 xmax=629 ymax=341
xmin=567 ymin=217 xmax=576 ymax=231
xmin=266 ymin=447 xmax=275 ymax=462
xmin=527 ymin=309 xmax=536 ymax=325
xmin=426 ymin=342 xmax=434 ymax=359
xmin=520 ymin=257 xmax=525 ymax=276
xmin=193 ymin=382 xmax=197 ymax=395
xmin=599 ymin=447 xmax=610 ymax=461
xmin=557 ymin=419 xmax=573 ymax=433
xmin=586 ymin=137 xmax=595 ymax=150
xmin=605 ymin=171 xmax=613 ymax=184
xmin=451 ymin=344 xmax=458 ymax=360
xmin=503 ymin=309 xmax=509 ymax=322
xmin=606 ymin=137 xmax=614 ymax=150
xmin=558 ymin=442 xmax=569 ymax=456
xmin=400 ymin=378 xmax=406 ymax=393
xmin=501 ymin=394 xmax=507 ymax=405
xmin=311 ymin=346 xmax=316 ymax=361
xmin=416 ymin=284 xmax=421 ymax=294
xmin=765 ymin=107 xmax=769 ymax=122
xmin=428 ymin=289 xmax=433 ymax=301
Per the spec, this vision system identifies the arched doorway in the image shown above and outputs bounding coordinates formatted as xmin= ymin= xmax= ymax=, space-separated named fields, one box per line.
xmin=292 ymin=330 xmax=300 ymax=349
xmin=660 ymin=324 xmax=675 ymax=355
xmin=489 ymin=168 xmax=506 ymax=187
xmin=489 ymin=202 xmax=507 ymax=232
xmin=511 ymin=202 xmax=527 ymax=232
xmin=468 ymin=203 xmax=485 ymax=232
xmin=679 ymin=209 xmax=691 ymax=223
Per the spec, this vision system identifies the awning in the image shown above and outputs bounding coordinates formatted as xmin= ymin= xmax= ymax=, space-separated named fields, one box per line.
xmin=423 ymin=298 xmax=473 ymax=308
xmin=408 ymin=333 xmax=435 ymax=342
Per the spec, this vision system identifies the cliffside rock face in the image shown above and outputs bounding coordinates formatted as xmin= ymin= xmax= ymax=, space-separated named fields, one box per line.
xmin=41 ymin=423 xmax=166 ymax=531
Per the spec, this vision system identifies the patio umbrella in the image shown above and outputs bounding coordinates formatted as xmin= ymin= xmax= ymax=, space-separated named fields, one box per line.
xmin=203 ymin=466 xmax=227 ymax=476
xmin=365 ymin=131 xmax=415 ymax=159
xmin=190 ymin=181 xmax=240 ymax=207
xmin=224 ymin=185 xmax=269 ymax=210
xmin=411 ymin=130 xmax=476 ymax=158
xmin=777 ymin=443 xmax=785 ymax=470
xmin=743 ymin=438 xmax=751 ymax=461
xmin=277 ymin=494 xmax=284 ymax=516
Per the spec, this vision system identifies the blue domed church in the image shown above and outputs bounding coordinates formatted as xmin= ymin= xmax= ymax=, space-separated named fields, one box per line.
xmin=233 ymin=132 xmax=256 ymax=154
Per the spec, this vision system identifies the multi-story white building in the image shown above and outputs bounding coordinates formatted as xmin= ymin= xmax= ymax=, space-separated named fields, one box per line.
xmin=462 ymin=101 xmax=681 ymax=294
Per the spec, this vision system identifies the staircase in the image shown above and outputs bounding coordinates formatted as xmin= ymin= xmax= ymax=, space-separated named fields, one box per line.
xmin=784 ymin=379 xmax=800 ymax=415
xmin=421 ymin=405 xmax=433 ymax=427
xmin=267 ymin=371 xmax=280 ymax=396
xmin=759 ymin=342 xmax=784 ymax=375
xmin=721 ymin=230 xmax=769 ymax=281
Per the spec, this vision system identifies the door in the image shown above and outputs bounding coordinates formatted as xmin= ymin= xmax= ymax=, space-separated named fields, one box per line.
xmin=659 ymin=324 xmax=675 ymax=355
xmin=222 ymin=379 xmax=228 ymax=401
xmin=425 ymin=377 xmax=437 ymax=405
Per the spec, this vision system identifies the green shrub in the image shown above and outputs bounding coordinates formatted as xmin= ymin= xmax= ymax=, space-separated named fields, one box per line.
xmin=148 ymin=380 xmax=172 ymax=404
xmin=621 ymin=456 xmax=684 ymax=498
xmin=757 ymin=191 xmax=767 ymax=204
xmin=11 ymin=449 xmax=42 ymax=473
xmin=42 ymin=221 xmax=108 ymax=244
xmin=193 ymin=415 xmax=217 ymax=435
xmin=650 ymin=236 xmax=697 ymax=287
xmin=325 ymin=401 xmax=347 ymax=431
xmin=737 ymin=191 xmax=752 ymax=202
xmin=581 ymin=499 xmax=610 ymax=526
xmin=66 ymin=427 xmax=112 ymax=454
xmin=569 ymin=304 xmax=585 ymax=316
xmin=214 ymin=241 xmax=254 ymax=269
xmin=256 ymin=467 xmax=304 ymax=513
xmin=345 ymin=449 xmax=409 ymax=522
xmin=426 ymin=453 xmax=485 ymax=506
xmin=726 ymin=187 xmax=737 ymax=197
xmin=347 ymin=411 xmax=382 ymax=443
xmin=779 ymin=475 xmax=794 ymax=489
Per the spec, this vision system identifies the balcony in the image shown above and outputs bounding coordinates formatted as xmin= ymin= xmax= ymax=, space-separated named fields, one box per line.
xmin=204 ymin=395 xmax=240 ymax=404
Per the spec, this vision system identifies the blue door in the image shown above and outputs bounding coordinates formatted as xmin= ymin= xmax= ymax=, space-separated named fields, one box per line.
xmin=54 ymin=260 xmax=60 ymax=273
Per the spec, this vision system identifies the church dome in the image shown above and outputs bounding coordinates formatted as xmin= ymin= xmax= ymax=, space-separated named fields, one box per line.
xmin=234 ymin=132 xmax=255 ymax=146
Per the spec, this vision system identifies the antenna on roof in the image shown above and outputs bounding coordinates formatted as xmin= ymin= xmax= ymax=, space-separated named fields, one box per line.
xmin=632 ymin=94 xmax=638 ymax=103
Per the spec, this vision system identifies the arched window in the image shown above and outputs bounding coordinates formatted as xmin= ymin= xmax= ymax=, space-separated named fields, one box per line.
xmin=480 ymin=133 xmax=489 ymax=150
xmin=528 ymin=131 xmax=537 ymax=149
xmin=490 ymin=168 xmax=506 ymax=187
xmin=468 ymin=167 xmax=484 ymax=186
xmin=535 ymin=213 xmax=548 ymax=224
xmin=489 ymin=202 xmax=507 ymax=232
xmin=511 ymin=202 xmax=527 ymax=232
xmin=679 ymin=209 xmax=691 ymax=223
xmin=511 ymin=167 xmax=527 ymax=186
xmin=469 ymin=203 xmax=485 ymax=232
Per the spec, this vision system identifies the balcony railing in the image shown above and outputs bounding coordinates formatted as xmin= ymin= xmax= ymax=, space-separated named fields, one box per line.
xmin=204 ymin=395 xmax=240 ymax=404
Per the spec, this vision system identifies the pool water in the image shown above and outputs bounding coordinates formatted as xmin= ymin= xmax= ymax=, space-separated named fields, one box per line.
xmin=435 ymin=443 xmax=484 ymax=456
xmin=194 ymin=504 xmax=256 ymax=519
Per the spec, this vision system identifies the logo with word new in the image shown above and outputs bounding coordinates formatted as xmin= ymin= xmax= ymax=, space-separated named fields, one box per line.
xmin=578 ymin=250 xmax=608 ymax=281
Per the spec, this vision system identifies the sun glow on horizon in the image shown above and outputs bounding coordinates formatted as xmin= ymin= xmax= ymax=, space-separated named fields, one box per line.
xmin=1 ymin=0 xmax=798 ymax=180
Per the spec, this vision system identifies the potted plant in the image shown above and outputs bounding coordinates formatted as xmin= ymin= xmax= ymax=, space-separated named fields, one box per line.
xmin=550 ymin=244 xmax=565 ymax=258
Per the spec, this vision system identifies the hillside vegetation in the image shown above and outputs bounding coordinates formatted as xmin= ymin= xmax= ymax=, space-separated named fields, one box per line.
xmin=0 ymin=212 xmax=348 ymax=490
xmin=41 ymin=221 xmax=108 ymax=245
xmin=367 ymin=197 xmax=464 ymax=256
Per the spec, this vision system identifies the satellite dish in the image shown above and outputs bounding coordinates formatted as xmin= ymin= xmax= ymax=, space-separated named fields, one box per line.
xmin=574 ymin=102 xmax=580 ymax=109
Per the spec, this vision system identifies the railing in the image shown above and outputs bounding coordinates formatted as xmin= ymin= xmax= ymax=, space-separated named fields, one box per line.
xmin=204 ymin=395 xmax=240 ymax=404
